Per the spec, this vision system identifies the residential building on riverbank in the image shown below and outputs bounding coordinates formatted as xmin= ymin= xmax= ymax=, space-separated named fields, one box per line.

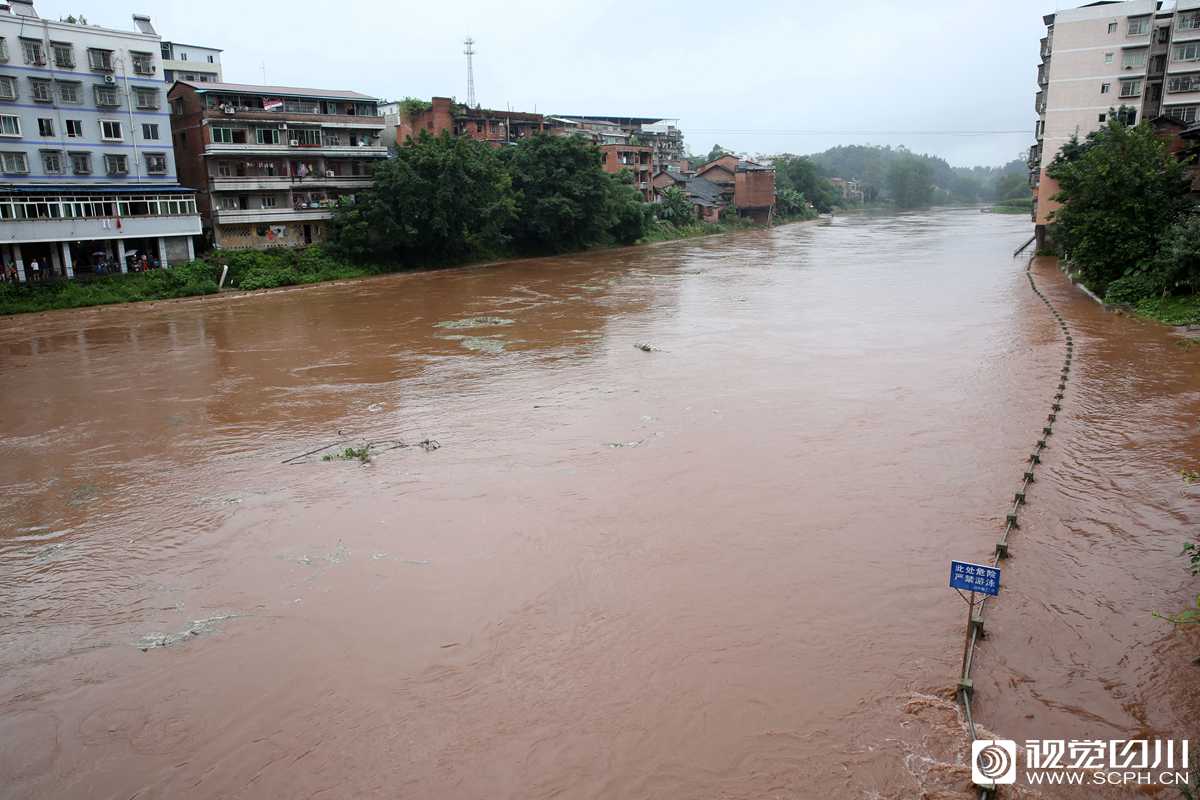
xmin=599 ymin=143 xmax=653 ymax=201
xmin=387 ymin=96 xmax=555 ymax=147
xmin=158 ymin=40 xmax=222 ymax=84
xmin=1031 ymin=0 xmax=1200 ymax=243
xmin=168 ymin=80 xmax=387 ymax=249
xmin=0 ymin=1 xmax=200 ymax=282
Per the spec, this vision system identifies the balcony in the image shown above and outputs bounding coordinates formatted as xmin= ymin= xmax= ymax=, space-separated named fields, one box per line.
xmin=204 ymin=142 xmax=388 ymax=158
xmin=214 ymin=207 xmax=335 ymax=224
xmin=1040 ymin=37 xmax=1052 ymax=60
xmin=1035 ymin=91 xmax=1046 ymax=114
xmin=1028 ymin=144 xmax=1042 ymax=167
xmin=203 ymin=108 xmax=385 ymax=129
xmin=209 ymin=174 xmax=372 ymax=192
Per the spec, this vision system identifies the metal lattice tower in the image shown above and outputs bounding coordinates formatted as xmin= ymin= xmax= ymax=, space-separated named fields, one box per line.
xmin=463 ymin=37 xmax=477 ymax=108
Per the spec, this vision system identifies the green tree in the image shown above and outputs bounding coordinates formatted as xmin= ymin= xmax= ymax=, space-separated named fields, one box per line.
xmin=501 ymin=134 xmax=622 ymax=253
xmin=886 ymin=153 xmax=934 ymax=208
xmin=773 ymin=155 xmax=837 ymax=212
xmin=704 ymin=144 xmax=735 ymax=163
xmin=1047 ymin=119 xmax=1191 ymax=292
xmin=603 ymin=175 xmax=654 ymax=245
xmin=329 ymin=131 xmax=515 ymax=264
xmin=656 ymin=185 xmax=695 ymax=225
xmin=774 ymin=188 xmax=810 ymax=219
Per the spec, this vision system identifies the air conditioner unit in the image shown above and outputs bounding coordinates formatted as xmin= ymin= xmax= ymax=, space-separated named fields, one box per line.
xmin=289 ymin=139 xmax=299 ymax=146
xmin=325 ymin=170 xmax=335 ymax=177
xmin=277 ymin=122 xmax=287 ymax=129
xmin=104 ymin=74 xmax=116 ymax=84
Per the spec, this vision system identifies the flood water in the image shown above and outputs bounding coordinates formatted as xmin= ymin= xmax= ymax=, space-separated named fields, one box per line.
xmin=1 ymin=210 xmax=1197 ymax=799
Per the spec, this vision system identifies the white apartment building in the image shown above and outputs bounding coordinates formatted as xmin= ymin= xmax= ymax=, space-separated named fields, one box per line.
xmin=1032 ymin=0 xmax=1200 ymax=236
xmin=0 ymin=0 xmax=200 ymax=281
xmin=159 ymin=40 xmax=221 ymax=84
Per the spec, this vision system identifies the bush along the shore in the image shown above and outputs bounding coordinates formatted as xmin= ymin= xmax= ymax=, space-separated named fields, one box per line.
xmin=1046 ymin=117 xmax=1199 ymax=323
xmin=0 ymin=261 xmax=219 ymax=315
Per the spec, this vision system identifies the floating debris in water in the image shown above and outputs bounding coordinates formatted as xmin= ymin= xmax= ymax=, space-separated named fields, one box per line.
xmin=434 ymin=317 xmax=515 ymax=330
xmin=137 ymin=614 xmax=240 ymax=651
xmin=634 ymin=343 xmax=656 ymax=352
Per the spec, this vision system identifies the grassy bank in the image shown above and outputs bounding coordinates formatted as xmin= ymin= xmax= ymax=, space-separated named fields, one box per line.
xmin=0 ymin=261 xmax=220 ymax=315
xmin=991 ymin=198 xmax=1033 ymax=215
xmin=1133 ymin=294 xmax=1200 ymax=325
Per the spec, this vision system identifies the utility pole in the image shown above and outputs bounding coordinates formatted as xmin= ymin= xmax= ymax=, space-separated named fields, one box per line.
xmin=464 ymin=37 xmax=477 ymax=108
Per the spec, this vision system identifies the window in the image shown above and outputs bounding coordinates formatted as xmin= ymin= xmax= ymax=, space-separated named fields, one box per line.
xmin=180 ymin=52 xmax=189 ymax=61
xmin=87 ymin=48 xmax=114 ymax=71
xmin=256 ymin=128 xmax=281 ymax=145
xmin=1101 ymin=82 xmax=1111 ymax=94
xmin=29 ymin=78 xmax=52 ymax=103
xmin=0 ymin=114 xmax=21 ymax=136
xmin=212 ymin=126 xmax=233 ymax=144
xmin=145 ymin=152 xmax=167 ymax=174
xmin=160 ymin=42 xmax=171 ymax=60
xmin=1159 ymin=27 xmax=1172 ymax=44
xmin=134 ymin=88 xmax=159 ymax=110
xmin=1122 ymin=49 xmax=1147 ymax=69
xmin=207 ymin=54 xmax=215 ymax=63
xmin=70 ymin=151 xmax=91 ymax=174
xmin=1120 ymin=79 xmax=1143 ymax=98
xmin=1099 ymin=113 xmax=1107 ymax=122
xmin=1128 ymin=17 xmax=1150 ymax=36
xmin=217 ymin=161 xmax=233 ymax=177
xmin=142 ymin=123 xmax=159 ymax=140
xmin=66 ymin=119 xmax=83 ymax=138
xmin=37 ymin=118 xmax=53 ymax=137
xmin=1 ymin=151 xmax=28 ymax=173
xmin=1167 ymin=104 xmax=1200 ymax=122
xmin=1104 ymin=52 xmax=1114 ymax=64
xmin=0 ymin=76 xmax=15 ymax=101
xmin=1181 ymin=12 xmax=1200 ymax=30
xmin=41 ymin=150 xmax=62 ymax=174
xmin=293 ymin=128 xmax=321 ymax=146
xmin=1108 ymin=22 xmax=1118 ymax=34
xmin=104 ymin=154 xmax=128 ymax=175
xmin=1116 ymin=107 xmax=1137 ymax=126
xmin=94 ymin=85 xmax=120 ymax=107
xmin=57 ymin=81 xmax=81 ymax=104
xmin=100 ymin=120 xmax=123 ymax=141
xmin=0 ymin=37 xmax=7 ymax=63
xmin=261 ymin=195 xmax=277 ymax=208
xmin=131 ymin=52 xmax=154 ymax=75
xmin=21 ymin=38 xmax=45 ymax=65
xmin=199 ymin=75 xmax=210 ymax=83
xmin=171 ymin=98 xmax=184 ymax=116
xmin=1174 ymin=42 xmax=1200 ymax=62
xmin=51 ymin=42 xmax=73 ymax=67
xmin=1168 ymin=73 xmax=1200 ymax=92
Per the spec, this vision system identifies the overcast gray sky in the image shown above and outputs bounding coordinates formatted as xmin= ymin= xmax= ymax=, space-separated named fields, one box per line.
xmin=61 ymin=0 xmax=1061 ymax=167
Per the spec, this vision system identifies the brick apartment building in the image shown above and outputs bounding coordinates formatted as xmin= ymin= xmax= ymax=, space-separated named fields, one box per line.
xmin=654 ymin=154 xmax=776 ymax=223
xmin=169 ymin=80 xmax=387 ymax=249
xmin=599 ymin=143 xmax=653 ymax=200
xmin=387 ymin=96 xmax=554 ymax=147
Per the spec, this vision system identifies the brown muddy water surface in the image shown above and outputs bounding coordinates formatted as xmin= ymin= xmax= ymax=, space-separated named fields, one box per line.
xmin=1 ymin=210 xmax=1198 ymax=799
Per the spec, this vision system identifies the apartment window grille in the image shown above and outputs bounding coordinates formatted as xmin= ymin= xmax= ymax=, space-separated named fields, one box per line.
xmin=37 ymin=118 xmax=53 ymax=136
xmin=1127 ymin=17 xmax=1150 ymax=36
xmin=145 ymin=153 xmax=168 ymax=174
xmin=0 ymin=114 xmax=21 ymax=136
xmin=57 ymin=81 xmax=82 ymax=104
xmin=1104 ymin=52 xmax=1114 ymax=63
xmin=1101 ymin=82 xmax=1111 ymax=94
xmin=134 ymin=88 xmax=159 ymax=110
xmin=70 ymin=152 xmax=91 ymax=174
xmin=293 ymin=128 xmax=321 ymax=146
xmin=51 ymin=42 xmax=74 ymax=67
xmin=256 ymin=128 xmax=281 ymax=145
xmin=66 ymin=119 xmax=83 ymax=138
xmin=21 ymin=38 xmax=45 ymax=65
xmin=0 ymin=193 xmax=197 ymax=221
xmin=1 ymin=151 xmax=29 ymax=174
xmin=1166 ymin=104 xmax=1200 ymax=123
xmin=29 ymin=78 xmax=52 ymax=103
xmin=1119 ymin=79 xmax=1143 ymax=98
xmin=1180 ymin=13 xmax=1200 ymax=30
xmin=261 ymin=195 xmax=277 ymax=208
xmin=41 ymin=150 xmax=63 ymax=174
xmin=131 ymin=52 xmax=154 ymax=75
xmin=87 ymin=48 xmax=114 ymax=71
xmin=160 ymin=42 xmax=171 ymax=60
xmin=1122 ymin=49 xmax=1147 ymax=68
xmin=142 ymin=123 xmax=160 ymax=140
xmin=1108 ymin=22 xmax=1118 ymax=34
xmin=94 ymin=85 xmax=120 ymax=107
xmin=0 ymin=76 xmax=15 ymax=101
xmin=283 ymin=99 xmax=320 ymax=114
xmin=101 ymin=120 xmax=124 ymax=141
xmin=1174 ymin=42 xmax=1200 ymax=62
xmin=1167 ymin=73 xmax=1200 ymax=92
xmin=104 ymin=154 xmax=128 ymax=175
xmin=217 ymin=162 xmax=233 ymax=177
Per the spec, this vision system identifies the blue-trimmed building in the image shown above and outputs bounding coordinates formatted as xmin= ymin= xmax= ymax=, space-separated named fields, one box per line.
xmin=0 ymin=0 xmax=200 ymax=281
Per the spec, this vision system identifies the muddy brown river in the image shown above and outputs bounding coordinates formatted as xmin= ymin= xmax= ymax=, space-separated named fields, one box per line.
xmin=1 ymin=210 xmax=1197 ymax=799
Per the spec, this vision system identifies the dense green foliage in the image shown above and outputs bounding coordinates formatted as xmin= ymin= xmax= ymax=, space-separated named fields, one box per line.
xmin=1047 ymin=120 xmax=1191 ymax=296
xmin=221 ymin=247 xmax=383 ymax=291
xmin=332 ymin=132 xmax=649 ymax=262
xmin=773 ymin=156 xmax=838 ymax=212
xmin=0 ymin=262 xmax=217 ymax=315
xmin=656 ymin=186 xmax=695 ymax=225
xmin=886 ymin=155 xmax=935 ymax=208
xmin=329 ymin=132 xmax=515 ymax=265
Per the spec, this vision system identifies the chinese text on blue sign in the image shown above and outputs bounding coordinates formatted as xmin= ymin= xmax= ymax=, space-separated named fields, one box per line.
xmin=950 ymin=561 xmax=1001 ymax=597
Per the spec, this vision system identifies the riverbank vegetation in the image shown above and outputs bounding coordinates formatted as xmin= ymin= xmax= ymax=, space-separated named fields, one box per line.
xmin=1046 ymin=119 xmax=1200 ymax=324
xmin=0 ymin=261 xmax=219 ymax=315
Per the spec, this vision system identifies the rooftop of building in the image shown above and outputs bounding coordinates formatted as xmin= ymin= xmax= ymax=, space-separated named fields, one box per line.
xmin=0 ymin=1 xmax=160 ymax=38
xmin=173 ymin=80 xmax=378 ymax=103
